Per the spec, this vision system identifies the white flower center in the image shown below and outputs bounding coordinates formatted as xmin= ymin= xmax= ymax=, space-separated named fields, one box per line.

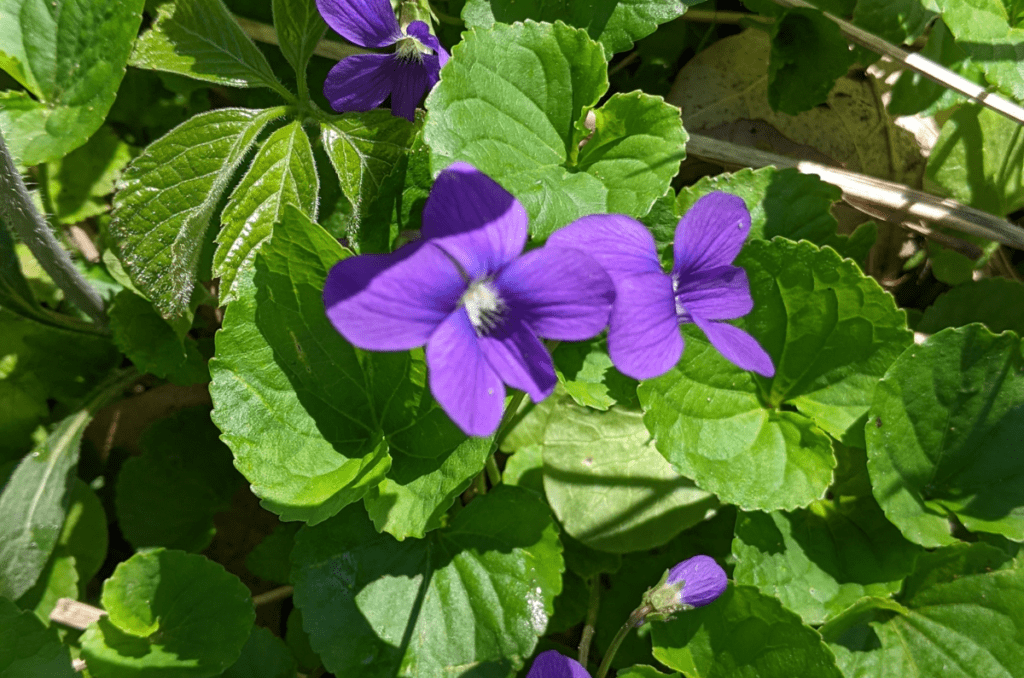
xmin=672 ymin=274 xmax=687 ymax=318
xmin=462 ymin=278 xmax=505 ymax=336
xmin=395 ymin=36 xmax=425 ymax=63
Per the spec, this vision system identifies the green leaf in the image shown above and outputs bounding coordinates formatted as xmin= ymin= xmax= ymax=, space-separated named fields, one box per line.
xmin=40 ymin=125 xmax=132 ymax=225
xmin=291 ymin=486 xmax=562 ymax=677
xmin=641 ymin=239 xmax=911 ymax=510
xmin=110 ymin=107 xmax=283 ymax=319
xmin=866 ymin=324 xmax=1024 ymax=547
xmin=109 ymin=290 xmax=209 ymax=385
xmin=732 ymin=445 xmax=921 ymax=625
xmin=822 ymin=544 xmax=1024 ymax=678
xmin=221 ymin=625 xmax=298 ymax=678
xmin=245 ymin=522 xmax=299 ymax=584
xmin=934 ymin=0 xmax=1024 ymax=101
xmin=212 ymin=207 xmax=472 ymax=525
xmin=651 ymin=585 xmax=843 ymax=678
xmin=926 ymin=103 xmax=1024 ymax=216
xmin=115 ymin=407 xmax=242 ymax=552
xmin=538 ymin=395 xmax=718 ymax=553
xmin=0 ymin=395 xmax=101 ymax=599
xmin=553 ymin=338 xmax=639 ymax=411
xmin=768 ymin=8 xmax=857 ymax=115
xmin=58 ymin=479 xmax=107 ymax=585
xmin=852 ymin=0 xmax=935 ymax=44
xmin=0 ymin=0 xmax=144 ymax=165
xmin=81 ymin=549 xmax=256 ymax=678
xmin=918 ymin=277 xmax=1024 ymax=336
xmin=0 ymin=597 xmax=75 ymax=677
xmin=461 ymin=0 xmax=685 ymax=55
xmin=0 ymin=219 xmax=45 ymax=325
xmin=285 ymin=609 xmax=321 ymax=673
xmin=617 ymin=667 xmax=681 ymax=678
xmin=675 ymin=167 xmax=842 ymax=247
xmin=15 ymin=551 xmax=77 ymax=624
xmin=131 ymin=0 xmax=284 ymax=92
xmin=320 ymin=112 xmax=418 ymax=245
xmin=363 ymin=435 xmax=492 ymax=540
xmin=425 ymin=21 xmax=686 ymax=238
xmin=271 ymin=0 xmax=326 ymax=85
xmin=215 ymin=120 xmax=319 ymax=304
xmin=889 ymin=19 xmax=985 ymax=117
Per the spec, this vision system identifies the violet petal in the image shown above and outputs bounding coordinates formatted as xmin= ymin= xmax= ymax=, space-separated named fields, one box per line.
xmin=324 ymin=53 xmax=396 ymax=113
xmin=666 ymin=555 xmax=728 ymax=607
xmin=324 ymin=242 xmax=464 ymax=351
xmin=495 ymin=247 xmax=614 ymax=341
xmin=405 ymin=21 xmax=449 ymax=68
xmin=673 ymin=192 xmax=751 ymax=278
xmin=526 ymin=650 xmax=592 ymax=678
xmin=547 ymin=214 xmax=663 ymax=283
xmin=315 ymin=0 xmax=401 ymax=48
xmin=389 ymin=56 xmax=431 ymax=121
xmin=692 ymin=315 xmax=775 ymax=377
xmin=426 ymin=308 xmax=506 ymax=436
xmin=607 ymin=271 xmax=682 ymax=380
xmin=675 ymin=265 xmax=753 ymax=322
xmin=478 ymin=318 xmax=557 ymax=403
xmin=421 ymin=163 xmax=528 ymax=278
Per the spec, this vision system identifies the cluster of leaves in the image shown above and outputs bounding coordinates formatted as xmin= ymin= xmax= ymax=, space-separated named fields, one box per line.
xmin=2 ymin=0 xmax=1024 ymax=677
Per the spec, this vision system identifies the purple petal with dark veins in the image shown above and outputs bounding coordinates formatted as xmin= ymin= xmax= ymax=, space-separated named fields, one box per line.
xmin=692 ymin=315 xmax=775 ymax=377
xmin=526 ymin=650 xmax=592 ymax=678
xmin=478 ymin=317 xmax=557 ymax=403
xmin=426 ymin=308 xmax=506 ymax=436
xmin=315 ymin=0 xmax=401 ymax=48
xmin=405 ymin=21 xmax=449 ymax=68
xmin=421 ymin=163 xmax=528 ymax=278
xmin=607 ymin=271 xmax=682 ymax=380
xmin=547 ymin=214 xmax=663 ymax=283
xmin=495 ymin=247 xmax=614 ymax=341
xmin=324 ymin=242 xmax=464 ymax=351
xmin=675 ymin=265 xmax=753 ymax=322
xmin=323 ymin=53 xmax=396 ymax=113
xmin=673 ymin=192 xmax=751 ymax=278
xmin=667 ymin=555 xmax=728 ymax=607
xmin=389 ymin=56 xmax=431 ymax=121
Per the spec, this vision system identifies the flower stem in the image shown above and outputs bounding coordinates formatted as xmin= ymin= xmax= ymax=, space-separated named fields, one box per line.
xmin=0 ymin=130 xmax=107 ymax=327
xmin=484 ymin=454 xmax=501 ymax=486
xmin=594 ymin=604 xmax=652 ymax=678
xmin=578 ymin=576 xmax=602 ymax=668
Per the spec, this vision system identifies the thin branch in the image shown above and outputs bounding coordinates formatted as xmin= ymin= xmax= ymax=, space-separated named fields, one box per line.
xmin=682 ymin=9 xmax=773 ymax=24
xmin=252 ymin=585 xmax=294 ymax=607
xmin=232 ymin=14 xmax=373 ymax=62
xmin=0 ymin=131 xmax=108 ymax=326
xmin=771 ymin=0 xmax=1024 ymax=128
xmin=686 ymin=134 xmax=1024 ymax=251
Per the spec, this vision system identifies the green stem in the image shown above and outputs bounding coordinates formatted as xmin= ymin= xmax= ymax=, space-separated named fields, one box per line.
xmin=594 ymin=605 xmax=652 ymax=678
xmin=484 ymin=454 xmax=501 ymax=487
xmin=578 ymin=576 xmax=602 ymax=668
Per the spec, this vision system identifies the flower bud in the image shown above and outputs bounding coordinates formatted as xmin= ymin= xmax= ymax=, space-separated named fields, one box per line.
xmin=642 ymin=555 xmax=727 ymax=620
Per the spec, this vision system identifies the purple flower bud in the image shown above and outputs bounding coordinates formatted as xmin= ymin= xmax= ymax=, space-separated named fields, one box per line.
xmin=667 ymin=555 xmax=728 ymax=608
xmin=526 ymin=650 xmax=591 ymax=678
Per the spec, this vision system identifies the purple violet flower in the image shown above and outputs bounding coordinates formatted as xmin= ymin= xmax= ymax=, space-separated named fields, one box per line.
xmin=316 ymin=0 xmax=448 ymax=121
xmin=526 ymin=651 xmax=592 ymax=678
xmin=643 ymin=554 xmax=728 ymax=618
xmin=547 ymin=192 xmax=774 ymax=380
xmin=668 ymin=555 xmax=729 ymax=608
xmin=323 ymin=163 xmax=615 ymax=437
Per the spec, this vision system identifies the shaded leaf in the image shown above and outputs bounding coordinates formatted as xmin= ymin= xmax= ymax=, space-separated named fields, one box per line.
xmin=0 ymin=598 xmax=75 ymax=677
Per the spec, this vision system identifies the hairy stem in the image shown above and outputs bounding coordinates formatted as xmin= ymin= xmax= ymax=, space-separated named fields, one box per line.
xmin=0 ymin=131 xmax=107 ymax=326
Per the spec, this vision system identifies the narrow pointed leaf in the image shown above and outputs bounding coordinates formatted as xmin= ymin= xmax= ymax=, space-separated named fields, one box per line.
xmin=130 ymin=0 xmax=283 ymax=91
xmin=110 ymin=107 xmax=283 ymax=318
xmin=216 ymin=120 xmax=319 ymax=304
